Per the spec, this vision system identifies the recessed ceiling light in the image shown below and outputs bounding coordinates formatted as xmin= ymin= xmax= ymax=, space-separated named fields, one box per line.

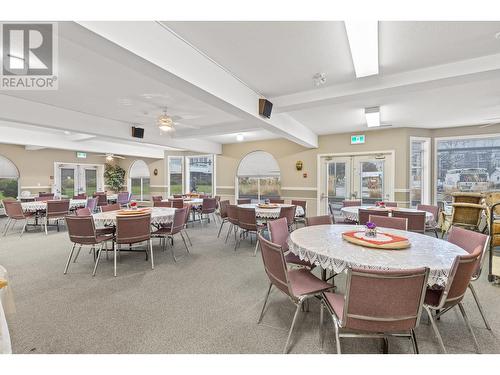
xmin=63 ymin=130 xmax=71 ymax=135
xmin=236 ymin=133 xmax=244 ymax=142
xmin=117 ymin=98 xmax=133 ymax=106
xmin=141 ymin=94 xmax=154 ymax=99
xmin=313 ymin=73 xmax=327 ymax=86
xmin=345 ymin=21 xmax=379 ymax=78
xmin=365 ymin=107 xmax=380 ymax=127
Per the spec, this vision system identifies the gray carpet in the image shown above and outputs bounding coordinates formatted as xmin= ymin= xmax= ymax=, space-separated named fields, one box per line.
xmin=1 ymin=217 xmax=499 ymax=354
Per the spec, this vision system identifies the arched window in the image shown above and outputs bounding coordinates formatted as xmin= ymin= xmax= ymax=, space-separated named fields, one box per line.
xmin=0 ymin=155 xmax=19 ymax=201
xmin=129 ymin=160 xmax=151 ymax=201
xmin=237 ymin=151 xmax=281 ymax=201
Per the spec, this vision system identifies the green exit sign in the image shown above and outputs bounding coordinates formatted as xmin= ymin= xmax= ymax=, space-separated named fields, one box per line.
xmin=76 ymin=152 xmax=87 ymax=159
xmin=351 ymin=134 xmax=365 ymax=144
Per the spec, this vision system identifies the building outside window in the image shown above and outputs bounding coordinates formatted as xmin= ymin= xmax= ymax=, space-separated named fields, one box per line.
xmin=410 ymin=137 xmax=430 ymax=207
xmin=168 ymin=156 xmax=183 ymax=196
xmin=436 ymin=135 xmax=500 ymax=202
xmin=129 ymin=160 xmax=151 ymax=201
xmin=186 ymin=155 xmax=213 ymax=194
xmin=237 ymin=151 xmax=281 ymax=202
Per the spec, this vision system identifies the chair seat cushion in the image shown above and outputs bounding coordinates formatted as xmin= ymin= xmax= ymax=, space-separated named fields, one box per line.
xmin=288 ymin=268 xmax=332 ymax=297
xmin=324 ymin=291 xmax=345 ymax=320
xmin=96 ymin=227 xmax=114 ymax=235
xmin=424 ymin=288 xmax=443 ymax=307
xmin=96 ymin=234 xmax=114 ymax=243
xmin=285 ymin=252 xmax=315 ymax=268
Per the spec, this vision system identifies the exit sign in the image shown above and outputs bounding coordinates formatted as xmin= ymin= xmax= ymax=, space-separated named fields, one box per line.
xmin=76 ymin=152 xmax=87 ymax=159
xmin=351 ymin=135 xmax=365 ymax=144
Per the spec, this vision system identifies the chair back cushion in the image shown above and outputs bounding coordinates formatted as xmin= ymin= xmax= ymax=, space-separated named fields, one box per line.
xmin=3 ymin=200 xmax=24 ymax=219
xmin=369 ymin=215 xmax=407 ymax=231
xmin=343 ymin=200 xmax=361 ymax=207
xmin=306 ymin=215 xmax=333 ymax=226
xmin=100 ymin=203 xmax=121 ymax=212
xmin=65 ymin=215 xmax=97 ymax=245
xmin=202 ymin=198 xmax=217 ymax=213
xmin=154 ymin=201 xmax=172 ymax=207
xmin=170 ymin=207 xmax=187 ymax=234
xmin=237 ymin=198 xmax=251 ymax=205
xmin=227 ymin=204 xmax=239 ymax=225
xmin=171 ymin=198 xmax=184 ymax=209
xmin=116 ymin=214 xmax=151 ymax=244
xmin=86 ymin=198 xmax=97 ymax=212
xmin=447 ymin=226 xmax=488 ymax=279
xmin=151 ymin=195 xmax=163 ymax=202
xmin=237 ymin=207 xmax=257 ymax=231
xmin=46 ymin=200 xmax=70 ymax=218
xmin=117 ymin=192 xmax=130 ymax=204
xmin=268 ymin=217 xmax=289 ymax=251
xmin=392 ymin=211 xmax=425 ymax=233
xmin=258 ymin=234 xmax=290 ymax=296
xmin=76 ymin=207 xmax=91 ymax=216
xmin=269 ymin=198 xmax=284 ymax=204
xmin=219 ymin=200 xmax=230 ymax=218
xmin=343 ymin=267 xmax=429 ymax=332
xmin=359 ymin=208 xmax=388 ymax=225
xmin=279 ymin=206 xmax=296 ymax=224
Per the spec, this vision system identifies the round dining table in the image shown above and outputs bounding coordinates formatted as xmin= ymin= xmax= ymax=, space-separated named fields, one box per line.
xmin=287 ymin=224 xmax=466 ymax=287
xmin=162 ymin=198 xmax=203 ymax=206
xmin=340 ymin=205 xmax=434 ymax=223
xmin=92 ymin=207 xmax=176 ymax=227
xmin=21 ymin=199 xmax=88 ymax=213
xmin=237 ymin=203 xmax=305 ymax=219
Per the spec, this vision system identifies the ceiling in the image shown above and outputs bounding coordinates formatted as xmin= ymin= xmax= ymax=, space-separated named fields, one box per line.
xmin=2 ymin=21 xmax=500 ymax=155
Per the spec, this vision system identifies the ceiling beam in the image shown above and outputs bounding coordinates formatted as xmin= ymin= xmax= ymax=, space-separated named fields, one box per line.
xmin=77 ymin=21 xmax=318 ymax=148
xmin=173 ymin=121 xmax=259 ymax=139
xmin=271 ymin=52 xmax=500 ymax=113
xmin=25 ymin=145 xmax=46 ymax=151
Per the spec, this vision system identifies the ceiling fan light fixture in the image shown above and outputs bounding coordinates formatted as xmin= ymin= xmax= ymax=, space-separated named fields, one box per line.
xmin=157 ymin=112 xmax=175 ymax=132
xmin=106 ymin=154 xmax=114 ymax=161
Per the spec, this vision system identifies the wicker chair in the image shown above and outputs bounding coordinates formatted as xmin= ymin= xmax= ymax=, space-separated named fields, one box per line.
xmin=451 ymin=192 xmax=483 ymax=204
xmin=485 ymin=191 xmax=500 ymax=282
xmin=441 ymin=202 xmax=484 ymax=237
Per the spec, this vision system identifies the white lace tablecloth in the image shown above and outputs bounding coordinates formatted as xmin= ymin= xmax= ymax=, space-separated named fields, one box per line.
xmin=341 ymin=206 xmax=433 ymax=223
xmin=287 ymin=224 xmax=466 ymax=287
xmin=0 ymin=265 xmax=14 ymax=354
xmin=162 ymin=198 xmax=203 ymax=206
xmin=92 ymin=207 xmax=176 ymax=227
xmin=21 ymin=199 xmax=87 ymax=213
xmin=237 ymin=203 xmax=304 ymax=219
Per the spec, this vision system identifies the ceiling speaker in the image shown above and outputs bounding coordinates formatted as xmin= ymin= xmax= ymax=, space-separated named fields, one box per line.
xmin=259 ymin=98 xmax=273 ymax=119
xmin=131 ymin=126 xmax=144 ymax=139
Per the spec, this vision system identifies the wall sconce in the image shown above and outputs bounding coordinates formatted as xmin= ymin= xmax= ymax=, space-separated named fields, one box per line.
xmin=153 ymin=168 xmax=158 ymax=176
xmin=295 ymin=160 xmax=303 ymax=171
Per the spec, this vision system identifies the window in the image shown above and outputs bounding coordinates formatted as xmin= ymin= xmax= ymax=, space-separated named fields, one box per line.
xmin=237 ymin=151 xmax=281 ymax=202
xmin=129 ymin=160 xmax=151 ymax=201
xmin=436 ymin=135 xmax=500 ymax=202
xmin=0 ymin=155 xmax=19 ymax=201
xmin=168 ymin=156 xmax=183 ymax=196
xmin=186 ymin=155 xmax=213 ymax=194
xmin=410 ymin=137 xmax=430 ymax=207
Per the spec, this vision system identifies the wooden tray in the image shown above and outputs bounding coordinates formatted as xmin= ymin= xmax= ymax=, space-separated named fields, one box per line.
xmin=257 ymin=204 xmax=279 ymax=209
xmin=116 ymin=208 xmax=151 ymax=216
xmin=0 ymin=278 xmax=7 ymax=289
xmin=342 ymin=231 xmax=410 ymax=250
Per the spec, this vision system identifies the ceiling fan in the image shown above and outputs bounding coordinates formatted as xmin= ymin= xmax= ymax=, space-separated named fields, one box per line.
xmin=97 ymin=153 xmax=125 ymax=161
xmin=156 ymin=106 xmax=200 ymax=134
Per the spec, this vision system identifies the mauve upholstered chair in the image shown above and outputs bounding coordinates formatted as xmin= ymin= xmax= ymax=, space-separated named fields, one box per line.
xmin=117 ymin=192 xmax=130 ymax=207
xmin=217 ymin=200 xmax=230 ymax=238
xmin=64 ymin=215 xmax=114 ymax=276
xmin=305 ymin=215 xmax=333 ymax=226
xmin=358 ymin=208 xmax=388 ymax=226
xmin=236 ymin=206 xmax=260 ymax=254
xmin=76 ymin=207 xmax=114 ymax=236
xmin=2 ymin=200 xmax=35 ymax=237
xmin=342 ymin=200 xmax=361 ymax=207
xmin=86 ymin=197 xmax=97 ymax=213
xmin=417 ymin=204 xmax=440 ymax=237
xmin=152 ymin=207 xmax=189 ymax=262
xmin=257 ymin=234 xmax=333 ymax=353
xmin=170 ymin=198 xmax=184 ymax=209
xmin=197 ymin=197 xmax=217 ymax=224
xmin=423 ymin=245 xmax=483 ymax=353
xmin=268 ymin=217 xmax=314 ymax=268
xmin=113 ymin=213 xmax=153 ymax=277
xmin=392 ymin=210 xmax=426 ymax=234
xmin=94 ymin=192 xmax=107 ymax=207
xmin=151 ymin=195 xmax=163 ymax=202
xmin=237 ymin=198 xmax=251 ymax=205
xmin=269 ymin=198 xmax=285 ymax=204
xmin=368 ymin=215 xmax=408 ymax=231
xmin=153 ymin=200 xmax=172 ymax=207
xmin=291 ymin=200 xmax=307 ymax=226
xmin=321 ymin=267 xmax=429 ymax=354
xmin=44 ymin=200 xmax=70 ymax=235
xmin=279 ymin=205 xmax=296 ymax=231
xmin=446 ymin=226 xmax=490 ymax=330
xmin=225 ymin=204 xmax=239 ymax=244
xmin=100 ymin=203 xmax=121 ymax=212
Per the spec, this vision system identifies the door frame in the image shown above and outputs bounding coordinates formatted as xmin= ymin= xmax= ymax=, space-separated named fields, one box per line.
xmin=316 ymin=150 xmax=395 ymax=215
xmin=53 ymin=162 xmax=105 ymax=197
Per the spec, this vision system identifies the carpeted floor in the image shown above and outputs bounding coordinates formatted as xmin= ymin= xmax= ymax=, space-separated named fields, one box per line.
xmin=1 ymin=217 xmax=499 ymax=354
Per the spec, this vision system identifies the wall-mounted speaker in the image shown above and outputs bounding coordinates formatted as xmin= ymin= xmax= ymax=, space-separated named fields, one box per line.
xmin=259 ymin=98 xmax=273 ymax=119
xmin=131 ymin=126 xmax=144 ymax=139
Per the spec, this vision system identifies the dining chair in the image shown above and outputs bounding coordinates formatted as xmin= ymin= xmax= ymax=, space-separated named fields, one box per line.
xmin=114 ymin=213 xmax=153 ymax=277
xmin=485 ymin=191 xmax=500 ymax=282
xmin=100 ymin=203 xmax=121 ymax=212
xmin=269 ymin=198 xmax=285 ymax=204
xmin=236 ymin=207 xmax=261 ymax=254
xmin=342 ymin=200 xmax=361 ymax=207
xmin=257 ymin=234 xmax=334 ymax=353
xmin=86 ymin=197 xmax=97 ymax=213
xmin=237 ymin=198 xmax=251 ymax=205
xmin=94 ymin=192 xmax=107 ymax=207
xmin=446 ymin=226 xmax=490 ymax=330
xmin=76 ymin=207 xmax=115 ymax=235
xmin=423 ymin=245 xmax=483 ymax=353
xmin=170 ymin=198 xmax=184 ymax=209
xmin=320 ymin=267 xmax=429 ymax=354
xmin=417 ymin=204 xmax=440 ymax=237
xmin=73 ymin=193 xmax=87 ymax=199
xmin=44 ymin=200 xmax=70 ymax=235
xmin=151 ymin=195 xmax=163 ymax=202
xmin=279 ymin=205 xmax=296 ymax=232
xmin=182 ymin=203 xmax=192 ymax=247
xmin=197 ymin=197 xmax=217 ymax=224
xmin=117 ymin=192 xmax=130 ymax=207
xmin=305 ymin=215 xmax=333 ymax=226
xmin=451 ymin=192 xmax=483 ymax=204
xmin=38 ymin=193 xmax=55 ymax=200
xmin=368 ymin=215 xmax=408 ymax=231
xmin=392 ymin=210 xmax=426 ymax=234
xmin=268 ymin=217 xmax=314 ymax=268
xmin=441 ymin=202 xmax=484 ymax=237
xmin=217 ymin=200 xmax=230 ymax=238
xmin=153 ymin=200 xmax=172 ymax=207
xmin=2 ymin=200 xmax=35 ymax=237
xmin=152 ymin=207 xmax=189 ymax=262
xmin=64 ymin=215 xmax=114 ymax=276
xmin=291 ymin=200 xmax=307 ymax=226
xmin=225 ymin=204 xmax=240 ymax=244
xmin=173 ymin=194 xmax=183 ymax=199
xmin=358 ymin=208 xmax=388 ymax=226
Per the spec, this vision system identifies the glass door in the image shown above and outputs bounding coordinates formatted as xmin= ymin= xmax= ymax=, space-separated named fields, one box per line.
xmin=352 ymin=155 xmax=392 ymax=205
xmin=60 ymin=167 xmax=76 ymax=198
xmin=325 ymin=158 xmax=351 ymax=215
xmin=83 ymin=168 xmax=97 ymax=196
xmin=56 ymin=164 xmax=104 ymax=198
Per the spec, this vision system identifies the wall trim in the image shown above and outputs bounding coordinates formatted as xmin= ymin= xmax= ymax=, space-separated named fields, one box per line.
xmin=150 ymin=184 xmax=168 ymax=188
xmin=394 ymin=188 xmax=410 ymax=192
xmin=281 ymin=186 xmax=317 ymax=191
xmin=20 ymin=185 xmax=51 ymax=189
xmin=216 ymin=185 xmax=235 ymax=189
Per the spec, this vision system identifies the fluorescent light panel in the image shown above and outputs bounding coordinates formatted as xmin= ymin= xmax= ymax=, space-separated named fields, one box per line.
xmin=365 ymin=107 xmax=380 ymax=127
xmin=345 ymin=21 xmax=379 ymax=78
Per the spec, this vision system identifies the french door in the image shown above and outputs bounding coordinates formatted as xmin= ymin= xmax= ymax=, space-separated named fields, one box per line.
xmin=55 ymin=163 xmax=102 ymax=197
xmin=319 ymin=153 xmax=394 ymax=215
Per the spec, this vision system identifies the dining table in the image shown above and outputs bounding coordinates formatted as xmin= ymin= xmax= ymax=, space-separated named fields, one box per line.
xmin=340 ymin=205 xmax=434 ymax=223
xmin=92 ymin=207 xmax=176 ymax=227
xmin=21 ymin=199 xmax=88 ymax=213
xmin=237 ymin=203 xmax=305 ymax=220
xmin=0 ymin=265 xmax=14 ymax=354
xmin=287 ymin=224 xmax=466 ymax=287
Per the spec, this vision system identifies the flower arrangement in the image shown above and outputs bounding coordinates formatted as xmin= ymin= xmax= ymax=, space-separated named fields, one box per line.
xmin=130 ymin=201 xmax=138 ymax=210
xmin=376 ymin=201 xmax=386 ymax=208
xmin=365 ymin=221 xmax=377 ymax=237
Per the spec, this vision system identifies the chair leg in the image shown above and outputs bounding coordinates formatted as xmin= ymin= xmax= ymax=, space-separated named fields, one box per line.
xmin=63 ymin=243 xmax=76 ymax=274
xmin=149 ymin=239 xmax=154 ymax=270
xmin=424 ymin=306 xmax=447 ymax=353
xmin=253 ymin=238 xmax=260 ymax=257
xmin=257 ymin=283 xmax=272 ymax=323
xmin=45 ymin=217 xmax=48 ymax=235
xmin=180 ymin=232 xmax=190 ymax=254
xmin=2 ymin=218 xmax=11 ymax=236
xmin=332 ymin=316 xmax=342 ymax=354
xmin=458 ymin=302 xmax=481 ymax=353
xmin=468 ymin=283 xmax=491 ymax=330
xmin=410 ymin=329 xmax=419 ymax=354
xmin=113 ymin=243 xmax=118 ymax=277
xmin=319 ymin=301 xmax=325 ymax=351
xmin=19 ymin=219 xmax=28 ymax=237
xmin=433 ymin=228 xmax=438 ymax=238
xmin=225 ymin=224 xmax=233 ymax=243
xmin=73 ymin=245 xmax=82 ymax=263
xmin=92 ymin=244 xmax=103 ymax=277
xmin=183 ymin=229 xmax=192 ymax=246
xmin=284 ymin=300 xmax=303 ymax=354
xmin=217 ymin=220 xmax=226 ymax=238
xmin=169 ymin=236 xmax=178 ymax=263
